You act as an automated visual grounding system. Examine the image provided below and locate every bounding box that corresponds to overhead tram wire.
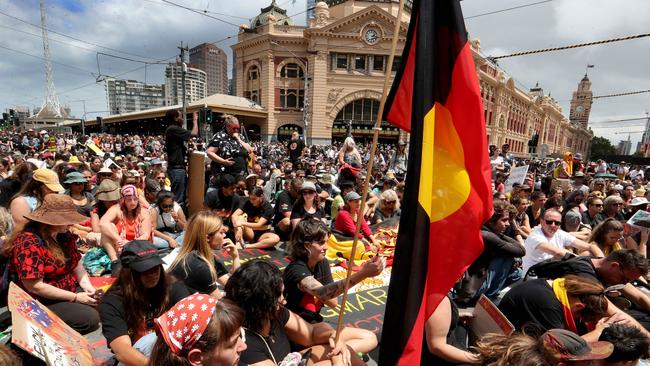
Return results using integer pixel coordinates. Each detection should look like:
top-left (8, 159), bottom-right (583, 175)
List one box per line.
top-left (0, 44), bottom-right (95, 75)
top-left (465, 0), bottom-right (554, 20)
top-left (140, 0), bottom-right (250, 20)
top-left (0, 9), bottom-right (156, 61)
top-left (160, 0), bottom-right (241, 27)
top-left (491, 32), bottom-right (650, 60)
top-left (593, 89), bottom-right (650, 99)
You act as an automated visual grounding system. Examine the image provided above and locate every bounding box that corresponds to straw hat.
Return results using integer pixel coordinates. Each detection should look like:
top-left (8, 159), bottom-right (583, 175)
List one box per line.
top-left (24, 194), bottom-right (89, 226)
top-left (33, 168), bottom-right (64, 193)
top-left (68, 156), bottom-right (82, 165)
top-left (95, 179), bottom-right (120, 201)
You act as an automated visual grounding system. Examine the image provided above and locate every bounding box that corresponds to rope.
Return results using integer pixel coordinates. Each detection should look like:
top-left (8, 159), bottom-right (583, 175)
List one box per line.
top-left (491, 33), bottom-right (650, 60)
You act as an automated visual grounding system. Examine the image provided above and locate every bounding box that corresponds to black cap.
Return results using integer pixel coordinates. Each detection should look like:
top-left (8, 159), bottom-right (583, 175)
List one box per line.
top-left (120, 240), bottom-right (164, 272)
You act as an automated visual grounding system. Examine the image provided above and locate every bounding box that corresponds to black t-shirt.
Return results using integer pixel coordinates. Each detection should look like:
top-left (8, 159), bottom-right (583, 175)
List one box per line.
top-left (287, 139), bottom-right (305, 163)
top-left (283, 259), bottom-right (333, 323)
top-left (240, 307), bottom-right (292, 365)
top-left (273, 191), bottom-right (295, 227)
top-left (165, 124), bottom-right (191, 169)
top-left (241, 200), bottom-right (274, 228)
top-left (99, 292), bottom-right (158, 344)
top-left (527, 256), bottom-right (599, 283)
top-left (290, 202), bottom-right (325, 221)
top-left (204, 190), bottom-right (242, 218)
top-left (208, 130), bottom-right (248, 176)
top-left (498, 279), bottom-right (564, 333)
top-left (169, 252), bottom-right (229, 304)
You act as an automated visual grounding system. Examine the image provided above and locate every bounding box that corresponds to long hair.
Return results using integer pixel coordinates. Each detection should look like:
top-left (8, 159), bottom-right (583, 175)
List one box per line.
top-left (563, 275), bottom-right (608, 322)
top-left (9, 178), bottom-right (46, 207)
top-left (474, 332), bottom-right (551, 366)
top-left (224, 260), bottom-right (283, 333)
top-left (148, 299), bottom-right (244, 366)
top-left (378, 189), bottom-right (400, 212)
top-left (588, 218), bottom-right (623, 248)
top-left (168, 211), bottom-right (223, 284)
top-left (103, 265), bottom-right (168, 336)
top-left (3, 221), bottom-right (67, 262)
top-left (287, 218), bottom-right (329, 262)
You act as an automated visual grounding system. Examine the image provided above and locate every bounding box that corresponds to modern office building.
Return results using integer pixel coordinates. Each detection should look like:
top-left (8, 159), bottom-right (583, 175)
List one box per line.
top-left (105, 78), bottom-right (165, 115)
top-left (164, 62), bottom-right (207, 106)
top-left (189, 43), bottom-right (229, 95)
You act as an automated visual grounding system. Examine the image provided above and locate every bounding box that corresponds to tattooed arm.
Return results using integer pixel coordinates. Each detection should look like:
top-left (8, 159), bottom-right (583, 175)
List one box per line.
top-left (297, 256), bottom-right (384, 307)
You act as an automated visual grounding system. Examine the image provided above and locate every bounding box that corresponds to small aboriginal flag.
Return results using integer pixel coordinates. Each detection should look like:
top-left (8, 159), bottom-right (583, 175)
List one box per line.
top-left (378, 0), bottom-right (493, 364)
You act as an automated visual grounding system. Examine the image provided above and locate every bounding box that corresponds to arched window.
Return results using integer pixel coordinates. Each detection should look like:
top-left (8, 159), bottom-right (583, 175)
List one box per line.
top-left (280, 63), bottom-right (304, 78)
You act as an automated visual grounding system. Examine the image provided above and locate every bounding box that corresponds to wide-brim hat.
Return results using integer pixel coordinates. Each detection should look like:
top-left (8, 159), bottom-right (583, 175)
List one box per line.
top-left (98, 167), bottom-right (113, 174)
top-left (95, 179), bottom-right (120, 201)
top-left (64, 171), bottom-right (87, 184)
top-left (33, 168), bottom-right (64, 193)
top-left (24, 194), bottom-right (89, 226)
top-left (68, 156), bottom-right (82, 165)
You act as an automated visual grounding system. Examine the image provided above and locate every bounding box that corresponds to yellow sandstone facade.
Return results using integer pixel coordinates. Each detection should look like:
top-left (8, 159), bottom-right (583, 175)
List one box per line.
top-left (233, 0), bottom-right (592, 157)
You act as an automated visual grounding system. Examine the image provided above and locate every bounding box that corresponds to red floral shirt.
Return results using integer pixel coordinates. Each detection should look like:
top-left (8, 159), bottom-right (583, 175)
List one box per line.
top-left (10, 231), bottom-right (81, 295)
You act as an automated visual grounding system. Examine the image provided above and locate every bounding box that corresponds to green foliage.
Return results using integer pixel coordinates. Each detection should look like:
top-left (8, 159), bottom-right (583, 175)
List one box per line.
top-left (590, 136), bottom-right (616, 158)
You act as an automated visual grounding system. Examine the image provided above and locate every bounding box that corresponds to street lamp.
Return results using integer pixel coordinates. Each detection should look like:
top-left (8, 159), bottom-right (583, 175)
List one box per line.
top-left (270, 41), bottom-right (310, 144)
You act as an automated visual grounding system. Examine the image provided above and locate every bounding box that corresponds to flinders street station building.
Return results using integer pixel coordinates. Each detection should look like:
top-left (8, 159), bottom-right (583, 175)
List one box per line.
top-left (232, 0), bottom-right (593, 157)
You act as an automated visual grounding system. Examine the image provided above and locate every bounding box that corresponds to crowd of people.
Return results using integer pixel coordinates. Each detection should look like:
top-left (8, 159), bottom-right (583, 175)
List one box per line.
top-left (0, 113), bottom-right (649, 365)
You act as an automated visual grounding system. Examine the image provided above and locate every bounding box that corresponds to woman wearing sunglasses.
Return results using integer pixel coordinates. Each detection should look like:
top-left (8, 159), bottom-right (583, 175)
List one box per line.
top-left (290, 181), bottom-right (326, 229)
top-left (151, 191), bottom-right (187, 250)
top-left (371, 189), bottom-right (401, 225)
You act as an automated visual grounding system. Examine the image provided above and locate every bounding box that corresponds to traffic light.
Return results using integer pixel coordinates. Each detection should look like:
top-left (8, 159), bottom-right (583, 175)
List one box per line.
top-left (203, 107), bottom-right (212, 124)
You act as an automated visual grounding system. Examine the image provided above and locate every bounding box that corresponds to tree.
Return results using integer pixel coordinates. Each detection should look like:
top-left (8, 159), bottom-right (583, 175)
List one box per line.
top-left (590, 136), bottom-right (616, 158)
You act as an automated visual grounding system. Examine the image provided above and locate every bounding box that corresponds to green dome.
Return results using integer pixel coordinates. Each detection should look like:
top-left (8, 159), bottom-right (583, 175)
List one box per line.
top-left (250, 0), bottom-right (294, 28)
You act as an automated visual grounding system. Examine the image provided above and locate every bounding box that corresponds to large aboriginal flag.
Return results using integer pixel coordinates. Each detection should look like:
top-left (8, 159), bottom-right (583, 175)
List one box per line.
top-left (378, 1), bottom-right (493, 364)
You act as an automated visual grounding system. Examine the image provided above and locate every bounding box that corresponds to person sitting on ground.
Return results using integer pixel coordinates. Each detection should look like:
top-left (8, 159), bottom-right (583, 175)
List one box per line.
top-left (5, 194), bottom-right (100, 334)
top-left (581, 196), bottom-right (603, 228)
top-left (499, 275), bottom-right (612, 341)
top-left (593, 195), bottom-right (626, 227)
top-left (522, 209), bottom-right (604, 275)
top-left (0, 161), bottom-right (36, 207)
top-left (334, 191), bottom-right (379, 251)
top-left (90, 179), bottom-right (121, 243)
top-left (510, 196), bottom-right (532, 238)
top-left (231, 187), bottom-right (280, 250)
top-left (203, 174), bottom-right (242, 234)
top-left (284, 219), bottom-right (382, 353)
top-left (588, 218), bottom-right (627, 256)
top-left (99, 241), bottom-right (169, 366)
top-left (151, 191), bottom-right (186, 250)
top-left (526, 191), bottom-right (547, 228)
top-left (143, 178), bottom-right (161, 206)
top-left (371, 189), bottom-right (401, 225)
top-left (597, 324), bottom-right (649, 366)
top-left (475, 328), bottom-right (613, 366)
top-left (331, 180), bottom-right (354, 222)
top-left (291, 181), bottom-right (326, 229)
top-left (562, 209), bottom-right (591, 242)
top-left (424, 294), bottom-right (481, 365)
top-left (167, 212), bottom-right (239, 304)
top-left (100, 184), bottom-right (153, 274)
top-left (9, 168), bottom-right (63, 232)
top-left (225, 260), bottom-right (362, 366)
top-left (148, 294), bottom-right (247, 366)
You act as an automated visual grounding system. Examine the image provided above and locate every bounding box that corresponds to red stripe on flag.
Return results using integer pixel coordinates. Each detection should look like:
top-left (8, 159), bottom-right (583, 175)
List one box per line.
top-left (385, 25), bottom-right (417, 132)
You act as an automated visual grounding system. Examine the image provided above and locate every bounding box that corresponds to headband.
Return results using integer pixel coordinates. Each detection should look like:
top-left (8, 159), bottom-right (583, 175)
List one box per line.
top-left (121, 184), bottom-right (137, 198)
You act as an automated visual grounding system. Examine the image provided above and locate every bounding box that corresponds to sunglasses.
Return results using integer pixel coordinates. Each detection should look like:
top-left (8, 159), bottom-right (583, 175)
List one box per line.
top-left (592, 204), bottom-right (603, 207)
top-left (161, 204), bottom-right (173, 209)
top-left (545, 220), bottom-right (562, 226)
top-left (302, 190), bottom-right (316, 195)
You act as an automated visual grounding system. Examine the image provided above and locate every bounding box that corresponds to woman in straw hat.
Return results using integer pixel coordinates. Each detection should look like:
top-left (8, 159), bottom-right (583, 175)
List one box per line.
top-left (4, 194), bottom-right (101, 334)
top-left (9, 167), bottom-right (63, 232)
top-left (100, 184), bottom-right (152, 274)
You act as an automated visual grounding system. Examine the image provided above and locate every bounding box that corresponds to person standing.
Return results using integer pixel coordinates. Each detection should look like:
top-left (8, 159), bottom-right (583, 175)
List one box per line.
top-left (206, 114), bottom-right (251, 181)
top-left (287, 131), bottom-right (305, 168)
top-left (164, 109), bottom-right (199, 209)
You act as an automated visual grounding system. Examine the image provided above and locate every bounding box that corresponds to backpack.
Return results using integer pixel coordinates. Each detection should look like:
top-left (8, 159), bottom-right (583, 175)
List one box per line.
top-left (525, 254), bottom-right (596, 280)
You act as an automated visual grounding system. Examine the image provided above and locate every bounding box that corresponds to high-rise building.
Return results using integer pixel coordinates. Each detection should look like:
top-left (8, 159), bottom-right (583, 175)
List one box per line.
top-left (637, 113), bottom-right (650, 156)
top-left (618, 135), bottom-right (632, 155)
top-left (105, 78), bottom-right (165, 115)
top-left (569, 74), bottom-right (594, 129)
top-left (189, 43), bottom-right (229, 95)
top-left (306, 0), bottom-right (316, 23)
top-left (164, 62), bottom-right (207, 106)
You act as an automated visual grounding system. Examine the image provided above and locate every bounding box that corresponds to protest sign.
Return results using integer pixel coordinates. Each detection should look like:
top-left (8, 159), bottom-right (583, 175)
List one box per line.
top-left (8, 282), bottom-right (94, 366)
top-left (470, 294), bottom-right (514, 338)
top-left (505, 165), bottom-right (529, 192)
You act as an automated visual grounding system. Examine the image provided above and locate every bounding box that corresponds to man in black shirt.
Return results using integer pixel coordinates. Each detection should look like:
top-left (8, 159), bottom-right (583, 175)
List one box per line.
top-left (273, 178), bottom-right (302, 240)
top-left (287, 131), bottom-right (305, 167)
top-left (204, 174), bottom-right (241, 232)
top-left (164, 109), bottom-right (198, 208)
top-left (231, 187), bottom-right (280, 249)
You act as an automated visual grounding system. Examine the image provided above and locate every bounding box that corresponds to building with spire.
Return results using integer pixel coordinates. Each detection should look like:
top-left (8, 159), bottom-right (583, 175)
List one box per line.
top-left (569, 73), bottom-right (594, 129)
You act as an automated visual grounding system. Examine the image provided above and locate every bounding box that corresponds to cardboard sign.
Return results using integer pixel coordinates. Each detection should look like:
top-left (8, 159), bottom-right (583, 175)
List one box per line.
top-left (504, 165), bottom-right (529, 192)
top-left (8, 282), bottom-right (94, 366)
top-left (625, 209), bottom-right (650, 236)
top-left (470, 294), bottom-right (514, 338)
top-left (85, 140), bottom-right (105, 157)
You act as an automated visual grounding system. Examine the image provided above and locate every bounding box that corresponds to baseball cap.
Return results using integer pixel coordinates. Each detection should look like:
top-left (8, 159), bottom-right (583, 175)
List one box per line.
top-left (119, 240), bottom-right (164, 273)
top-left (301, 181), bottom-right (317, 192)
top-left (541, 329), bottom-right (613, 362)
top-left (630, 197), bottom-right (649, 206)
top-left (345, 191), bottom-right (362, 202)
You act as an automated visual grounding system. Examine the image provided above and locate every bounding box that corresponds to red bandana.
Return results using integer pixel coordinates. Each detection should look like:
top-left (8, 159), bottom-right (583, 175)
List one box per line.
top-left (154, 294), bottom-right (218, 354)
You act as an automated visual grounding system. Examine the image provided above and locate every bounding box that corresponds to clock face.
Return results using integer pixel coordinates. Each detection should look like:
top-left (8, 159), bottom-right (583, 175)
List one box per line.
top-left (576, 106), bottom-right (584, 113)
top-left (364, 29), bottom-right (379, 44)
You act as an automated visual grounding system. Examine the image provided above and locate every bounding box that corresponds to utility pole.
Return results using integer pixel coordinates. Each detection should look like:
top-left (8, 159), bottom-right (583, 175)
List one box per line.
top-left (178, 42), bottom-right (189, 129)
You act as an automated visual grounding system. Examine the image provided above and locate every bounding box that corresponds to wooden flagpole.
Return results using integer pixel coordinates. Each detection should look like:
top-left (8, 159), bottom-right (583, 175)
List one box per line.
top-left (334, 0), bottom-right (406, 344)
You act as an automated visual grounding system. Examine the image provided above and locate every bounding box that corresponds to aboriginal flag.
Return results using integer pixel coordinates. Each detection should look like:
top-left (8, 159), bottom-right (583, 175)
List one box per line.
top-left (378, 1), bottom-right (493, 365)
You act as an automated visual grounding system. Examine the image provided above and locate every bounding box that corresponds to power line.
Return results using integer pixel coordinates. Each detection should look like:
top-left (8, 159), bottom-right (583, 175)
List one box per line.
top-left (140, 0), bottom-right (250, 20)
top-left (0, 24), bottom-right (98, 53)
top-left (160, 0), bottom-right (241, 27)
top-left (593, 89), bottom-right (650, 100)
top-left (465, 0), bottom-right (553, 20)
top-left (491, 32), bottom-right (650, 60)
top-left (0, 43), bottom-right (95, 75)
top-left (0, 9), bottom-right (156, 61)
